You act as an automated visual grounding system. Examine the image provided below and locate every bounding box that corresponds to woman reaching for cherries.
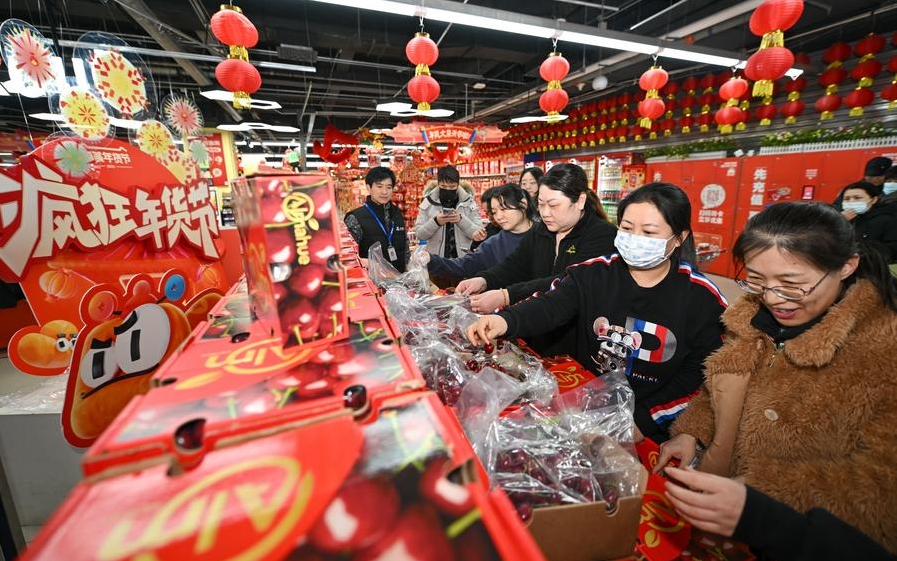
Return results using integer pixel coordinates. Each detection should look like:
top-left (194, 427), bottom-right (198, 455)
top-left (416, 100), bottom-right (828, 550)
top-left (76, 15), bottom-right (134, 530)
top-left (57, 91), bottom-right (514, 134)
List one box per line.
top-left (466, 183), bottom-right (727, 443)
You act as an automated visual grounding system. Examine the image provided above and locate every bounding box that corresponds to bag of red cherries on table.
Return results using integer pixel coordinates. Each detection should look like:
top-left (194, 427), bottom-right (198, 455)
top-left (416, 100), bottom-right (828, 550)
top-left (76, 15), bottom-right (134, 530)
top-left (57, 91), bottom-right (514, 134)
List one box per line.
top-left (381, 286), bottom-right (558, 408)
top-left (472, 372), bottom-right (643, 522)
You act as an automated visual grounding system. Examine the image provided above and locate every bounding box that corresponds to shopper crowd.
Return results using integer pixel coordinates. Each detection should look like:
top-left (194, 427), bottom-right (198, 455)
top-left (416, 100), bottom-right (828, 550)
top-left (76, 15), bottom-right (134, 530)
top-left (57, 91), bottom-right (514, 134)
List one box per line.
top-left (343, 159), bottom-right (897, 558)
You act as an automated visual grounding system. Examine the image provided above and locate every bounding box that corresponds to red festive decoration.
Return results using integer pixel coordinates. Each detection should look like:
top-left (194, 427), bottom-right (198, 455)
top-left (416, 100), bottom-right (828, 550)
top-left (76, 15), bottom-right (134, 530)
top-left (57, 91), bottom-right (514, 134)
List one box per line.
top-left (814, 93), bottom-right (842, 120)
top-left (537, 51), bottom-right (570, 121)
top-left (637, 64), bottom-right (668, 130)
top-left (678, 114), bottom-right (694, 133)
top-left (844, 87), bottom-right (874, 117)
top-left (780, 99), bottom-right (805, 123)
top-left (312, 124), bottom-right (357, 165)
top-left (209, 4), bottom-right (261, 109)
top-left (884, 55), bottom-right (897, 110)
top-left (405, 31), bottom-right (441, 112)
top-left (715, 76), bottom-right (749, 134)
top-left (539, 88), bottom-right (569, 114)
top-left (755, 102), bottom-right (778, 125)
top-left (820, 42), bottom-right (851, 99)
top-left (638, 98), bottom-right (665, 124)
top-left (746, 0), bottom-right (803, 97)
top-left (540, 52), bottom-right (571, 84)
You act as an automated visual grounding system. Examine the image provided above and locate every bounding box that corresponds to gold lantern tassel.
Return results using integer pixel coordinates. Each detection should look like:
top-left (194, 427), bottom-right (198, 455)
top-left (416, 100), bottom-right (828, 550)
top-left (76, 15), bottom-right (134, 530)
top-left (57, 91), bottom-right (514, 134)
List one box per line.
top-left (752, 79), bottom-right (773, 98)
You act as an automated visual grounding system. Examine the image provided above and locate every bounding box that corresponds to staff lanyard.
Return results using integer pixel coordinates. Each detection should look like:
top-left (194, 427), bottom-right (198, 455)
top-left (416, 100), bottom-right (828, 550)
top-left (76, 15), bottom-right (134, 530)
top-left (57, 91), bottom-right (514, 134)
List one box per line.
top-left (365, 203), bottom-right (395, 245)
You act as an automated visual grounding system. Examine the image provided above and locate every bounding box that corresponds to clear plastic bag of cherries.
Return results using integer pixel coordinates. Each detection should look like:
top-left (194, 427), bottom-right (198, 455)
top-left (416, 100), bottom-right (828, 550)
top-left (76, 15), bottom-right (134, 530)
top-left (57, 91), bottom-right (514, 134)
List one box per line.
top-left (484, 374), bottom-right (642, 521)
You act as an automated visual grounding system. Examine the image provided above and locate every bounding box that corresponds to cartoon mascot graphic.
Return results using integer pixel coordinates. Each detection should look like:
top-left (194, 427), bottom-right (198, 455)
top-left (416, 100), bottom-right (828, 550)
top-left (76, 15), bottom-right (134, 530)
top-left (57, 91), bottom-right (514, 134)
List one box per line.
top-left (592, 316), bottom-right (642, 375)
top-left (62, 271), bottom-right (221, 447)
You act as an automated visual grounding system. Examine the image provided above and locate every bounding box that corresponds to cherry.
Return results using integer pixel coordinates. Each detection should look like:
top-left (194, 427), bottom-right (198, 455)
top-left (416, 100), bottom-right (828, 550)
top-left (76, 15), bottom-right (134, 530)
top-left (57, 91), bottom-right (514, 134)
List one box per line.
top-left (343, 385), bottom-right (367, 410)
top-left (266, 226), bottom-right (296, 264)
top-left (308, 235), bottom-right (338, 265)
top-left (307, 476), bottom-right (400, 554)
top-left (354, 504), bottom-right (453, 561)
top-left (418, 456), bottom-right (475, 517)
top-left (287, 264), bottom-right (326, 299)
top-left (515, 501), bottom-right (534, 522)
top-left (279, 298), bottom-right (321, 342)
top-left (328, 351), bottom-right (376, 379)
top-left (483, 342), bottom-right (494, 354)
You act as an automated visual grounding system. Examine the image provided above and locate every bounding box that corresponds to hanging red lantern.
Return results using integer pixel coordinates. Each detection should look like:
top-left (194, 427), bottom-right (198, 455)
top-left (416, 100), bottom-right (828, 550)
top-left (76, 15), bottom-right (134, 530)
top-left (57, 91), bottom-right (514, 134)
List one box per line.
top-left (540, 52), bottom-right (570, 85)
top-left (679, 94), bottom-right (696, 116)
top-left (209, 4), bottom-right (261, 109)
top-left (844, 87), bottom-right (874, 117)
top-left (637, 64), bottom-right (668, 128)
top-left (660, 117), bottom-right (676, 137)
top-left (539, 88), bottom-right (569, 115)
top-left (215, 58), bottom-right (261, 107)
top-left (638, 98), bottom-right (665, 124)
top-left (814, 93), bottom-right (842, 120)
top-left (819, 66), bottom-right (848, 93)
top-left (719, 76), bottom-right (749, 101)
top-left (697, 112), bottom-right (713, 132)
top-left (882, 83), bottom-right (897, 110)
top-left (639, 66), bottom-right (669, 91)
top-left (407, 75), bottom-right (440, 111)
top-left (823, 42), bottom-right (852, 65)
top-left (855, 33), bottom-right (885, 59)
top-left (678, 115), bottom-right (694, 133)
top-left (745, 46), bottom-right (795, 97)
top-left (820, 42), bottom-right (851, 99)
top-left (210, 8), bottom-right (258, 48)
top-left (715, 76), bottom-right (749, 134)
top-left (405, 33), bottom-right (439, 68)
top-left (755, 102), bottom-right (778, 125)
top-left (698, 92), bottom-right (716, 115)
top-left (850, 59), bottom-right (883, 87)
top-left (714, 106), bottom-right (743, 134)
top-left (780, 99), bottom-right (805, 123)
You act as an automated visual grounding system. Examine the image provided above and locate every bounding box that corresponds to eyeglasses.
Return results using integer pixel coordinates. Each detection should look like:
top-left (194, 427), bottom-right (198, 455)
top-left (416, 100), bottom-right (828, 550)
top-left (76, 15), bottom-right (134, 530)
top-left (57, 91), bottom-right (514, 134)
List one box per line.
top-left (734, 270), bottom-right (829, 301)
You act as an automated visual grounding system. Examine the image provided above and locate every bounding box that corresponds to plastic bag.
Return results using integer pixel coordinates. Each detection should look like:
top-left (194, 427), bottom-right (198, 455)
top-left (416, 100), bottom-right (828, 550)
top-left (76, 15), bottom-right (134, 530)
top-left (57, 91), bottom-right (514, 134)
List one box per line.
top-left (367, 241), bottom-right (433, 294)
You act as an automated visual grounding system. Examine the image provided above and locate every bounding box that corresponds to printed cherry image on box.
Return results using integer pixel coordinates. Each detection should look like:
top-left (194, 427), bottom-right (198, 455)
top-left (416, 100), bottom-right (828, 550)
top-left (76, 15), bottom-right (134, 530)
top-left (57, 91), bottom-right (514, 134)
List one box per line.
top-left (231, 173), bottom-right (348, 348)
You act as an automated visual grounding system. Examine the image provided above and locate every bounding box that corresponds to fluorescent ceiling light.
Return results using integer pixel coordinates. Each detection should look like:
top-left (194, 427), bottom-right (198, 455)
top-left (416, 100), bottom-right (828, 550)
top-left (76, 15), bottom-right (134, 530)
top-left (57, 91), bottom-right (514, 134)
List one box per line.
top-left (257, 61), bottom-right (317, 73)
top-left (510, 114), bottom-right (568, 124)
top-left (306, 0), bottom-right (416, 17)
top-left (557, 31), bottom-right (658, 55)
top-left (29, 113), bottom-right (64, 121)
top-left (472, 82), bottom-right (487, 90)
top-left (425, 8), bottom-right (554, 38)
top-left (200, 90), bottom-right (282, 110)
top-left (375, 101), bottom-right (453, 118)
top-left (657, 47), bottom-right (738, 67)
top-left (218, 122), bottom-right (301, 133)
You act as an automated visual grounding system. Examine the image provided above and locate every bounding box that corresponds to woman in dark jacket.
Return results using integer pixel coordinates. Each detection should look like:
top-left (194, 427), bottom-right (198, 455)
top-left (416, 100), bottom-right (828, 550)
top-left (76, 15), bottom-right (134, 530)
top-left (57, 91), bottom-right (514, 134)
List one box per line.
top-left (457, 163), bottom-right (617, 356)
top-left (836, 180), bottom-right (897, 263)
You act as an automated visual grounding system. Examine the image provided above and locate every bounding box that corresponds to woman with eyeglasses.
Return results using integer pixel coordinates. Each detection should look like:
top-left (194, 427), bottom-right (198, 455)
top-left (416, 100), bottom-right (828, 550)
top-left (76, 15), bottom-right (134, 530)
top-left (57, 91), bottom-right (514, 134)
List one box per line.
top-left (344, 166), bottom-right (408, 271)
top-left (655, 201), bottom-right (897, 554)
top-left (465, 182), bottom-right (728, 442)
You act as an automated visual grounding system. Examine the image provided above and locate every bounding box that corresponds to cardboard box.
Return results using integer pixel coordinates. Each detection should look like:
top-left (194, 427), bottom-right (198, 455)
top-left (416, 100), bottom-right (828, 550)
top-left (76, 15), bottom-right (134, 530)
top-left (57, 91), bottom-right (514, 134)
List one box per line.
top-left (231, 173), bottom-right (348, 349)
top-left (527, 465), bottom-right (648, 561)
top-left (23, 393), bottom-right (548, 561)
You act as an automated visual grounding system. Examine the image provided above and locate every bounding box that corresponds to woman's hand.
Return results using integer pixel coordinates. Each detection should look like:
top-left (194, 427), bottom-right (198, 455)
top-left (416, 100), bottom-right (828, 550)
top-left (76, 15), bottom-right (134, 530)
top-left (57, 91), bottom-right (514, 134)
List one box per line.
top-left (664, 466), bottom-right (747, 537)
top-left (456, 277), bottom-right (487, 295)
top-left (469, 289), bottom-right (505, 313)
top-left (653, 433), bottom-right (698, 474)
top-left (466, 315), bottom-right (508, 346)
top-left (840, 208), bottom-right (857, 221)
top-left (472, 228), bottom-right (488, 242)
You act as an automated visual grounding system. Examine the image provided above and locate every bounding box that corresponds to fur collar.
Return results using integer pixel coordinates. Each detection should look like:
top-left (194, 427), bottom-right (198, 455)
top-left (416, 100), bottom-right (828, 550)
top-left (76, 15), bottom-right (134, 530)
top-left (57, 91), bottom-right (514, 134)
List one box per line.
top-left (722, 279), bottom-right (882, 367)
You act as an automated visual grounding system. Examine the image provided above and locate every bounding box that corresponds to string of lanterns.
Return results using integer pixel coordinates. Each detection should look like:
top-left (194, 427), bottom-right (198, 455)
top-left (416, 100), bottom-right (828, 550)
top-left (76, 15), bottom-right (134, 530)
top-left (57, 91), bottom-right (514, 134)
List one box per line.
top-left (209, 4), bottom-right (261, 109)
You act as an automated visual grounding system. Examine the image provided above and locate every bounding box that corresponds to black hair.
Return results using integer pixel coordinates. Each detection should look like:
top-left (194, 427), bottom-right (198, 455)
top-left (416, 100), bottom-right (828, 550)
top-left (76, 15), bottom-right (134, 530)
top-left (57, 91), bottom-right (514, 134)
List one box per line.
top-left (733, 202), bottom-right (897, 312)
top-left (365, 166), bottom-right (396, 187)
top-left (617, 183), bottom-right (697, 264)
top-left (539, 163), bottom-right (608, 220)
top-left (489, 183), bottom-right (537, 222)
top-left (519, 167), bottom-right (544, 184)
top-left (839, 180), bottom-right (881, 202)
top-left (481, 186), bottom-right (497, 217)
top-left (437, 165), bottom-right (460, 184)
top-left (885, 166), bottom-right (897, 181)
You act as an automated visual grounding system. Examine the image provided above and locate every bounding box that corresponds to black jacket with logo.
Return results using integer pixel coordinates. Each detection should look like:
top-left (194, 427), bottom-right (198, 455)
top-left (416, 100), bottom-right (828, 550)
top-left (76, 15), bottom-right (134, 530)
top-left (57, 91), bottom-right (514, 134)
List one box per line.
top-left (478, 209), bottom-right (617, 356)
top-left (344, 197), bottom-right (408, 272)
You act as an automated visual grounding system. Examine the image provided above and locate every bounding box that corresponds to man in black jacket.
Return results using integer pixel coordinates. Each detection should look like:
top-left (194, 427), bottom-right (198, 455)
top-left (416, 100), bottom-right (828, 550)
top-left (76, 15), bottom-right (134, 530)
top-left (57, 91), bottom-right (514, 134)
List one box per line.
top-left (344, 167), bottom-right (408, 271)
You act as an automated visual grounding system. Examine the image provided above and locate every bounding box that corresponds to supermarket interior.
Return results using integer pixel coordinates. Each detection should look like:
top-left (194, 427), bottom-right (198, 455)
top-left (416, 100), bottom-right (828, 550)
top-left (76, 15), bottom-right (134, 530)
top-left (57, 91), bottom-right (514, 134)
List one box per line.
top-left (1, 1), bottom-right (897, 560)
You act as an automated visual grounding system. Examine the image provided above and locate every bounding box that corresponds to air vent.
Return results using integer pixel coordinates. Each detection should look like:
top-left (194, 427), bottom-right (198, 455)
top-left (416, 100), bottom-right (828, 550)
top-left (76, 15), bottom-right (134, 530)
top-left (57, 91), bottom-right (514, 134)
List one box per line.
top-left (277, 44), bottom-right (317, 64)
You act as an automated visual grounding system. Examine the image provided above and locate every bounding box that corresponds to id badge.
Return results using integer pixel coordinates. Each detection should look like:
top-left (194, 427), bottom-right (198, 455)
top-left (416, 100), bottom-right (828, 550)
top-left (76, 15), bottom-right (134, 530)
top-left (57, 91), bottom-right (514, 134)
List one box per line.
top-left (387, 245), bottom-right (398, 261)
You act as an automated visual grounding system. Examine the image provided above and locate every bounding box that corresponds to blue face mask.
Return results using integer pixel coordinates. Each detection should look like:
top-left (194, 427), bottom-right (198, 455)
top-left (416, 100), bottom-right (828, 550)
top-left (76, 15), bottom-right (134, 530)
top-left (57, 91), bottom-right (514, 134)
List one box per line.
top-left (883, 182), bottom-right (897, 196)
top-left (842, 201), bottom-right (870, 215)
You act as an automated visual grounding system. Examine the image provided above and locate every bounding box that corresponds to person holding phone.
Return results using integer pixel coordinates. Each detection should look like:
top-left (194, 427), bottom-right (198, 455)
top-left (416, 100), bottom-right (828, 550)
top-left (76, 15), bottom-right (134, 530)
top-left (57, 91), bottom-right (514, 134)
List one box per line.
top-left (414, 165), bottom-right (484, 260)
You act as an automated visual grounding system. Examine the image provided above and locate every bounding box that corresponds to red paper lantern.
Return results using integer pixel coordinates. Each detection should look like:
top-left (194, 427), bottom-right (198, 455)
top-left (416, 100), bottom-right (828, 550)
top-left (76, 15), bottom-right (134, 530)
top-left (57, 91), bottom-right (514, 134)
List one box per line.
top-left (210, 7), bottom-right (259, 48)
top-left (882, 83), bottom-right (897, 109)
top-left (661, 118), bottom-right (676, 136)
top-left (819, 67), bottom-right (848, 92)
top-left (755, 102), bottom-right (778, 125)
top-left (405, 33), bottom-right (439, 67)
top-left (697, 113), bottom-right (713, 132)
top-left (844, 87), bottom-right (874, 117)
top-left (678, 115), bottom-right (694, 133)
top-left (745, 46), bottom-right (795, 97)
top-left (638, 98), bottom-right (665, 121)
top-left (682, 76), bottom-right (699, 94)
top-left (661, 81), bottom-right (679, 98)
top-left (539, 88), bottom-right (569, 114)
top-left (851, 59), bottom-right (883, 87)
top-left (679, 94), bottom-right (696, 115)
top-left (749, 0), bottom-right (804, 39)
top-left (540, 53), bottom-right (570, 84)
top-left (780, 99), bottom-right (805, 123)
top-left (699, 73), bottom-right (715, 92)
top-left (407, 74), bottom-right (440, 110)
top-left (215, 58), bottom-right (262, 106)
top-left (823, 42), bottom-right (852, 65)
top-left (814, 93), bottom-right (841, 120)
top-left (784, 76), bottom-right (807, 95)
top-left (719, 77), bottom-right (749, 101)
top-left (639, 67), bottom-right (669, 91)
top-left (714, 106), bottom-right (743, 133)
top-left (855, 34), bottom-right (885, 58)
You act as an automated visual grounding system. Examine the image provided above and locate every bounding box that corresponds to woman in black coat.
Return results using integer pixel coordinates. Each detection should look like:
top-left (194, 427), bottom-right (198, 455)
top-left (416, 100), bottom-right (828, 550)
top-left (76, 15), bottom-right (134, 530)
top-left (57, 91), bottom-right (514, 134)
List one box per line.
top-left (836, 181), bottom-right (897, 263)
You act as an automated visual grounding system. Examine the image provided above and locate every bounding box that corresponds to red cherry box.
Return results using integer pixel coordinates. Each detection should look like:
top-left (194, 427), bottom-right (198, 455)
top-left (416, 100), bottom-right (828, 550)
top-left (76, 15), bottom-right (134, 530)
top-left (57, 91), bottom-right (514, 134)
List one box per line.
top-left (83, 313), bottom-right (425, 477)
top-left (23, 393), bottom-right (548, 561)
top-left (231, 173), bottom-right (348, 349)
top-left (540, 354), bottom-right (598, 396)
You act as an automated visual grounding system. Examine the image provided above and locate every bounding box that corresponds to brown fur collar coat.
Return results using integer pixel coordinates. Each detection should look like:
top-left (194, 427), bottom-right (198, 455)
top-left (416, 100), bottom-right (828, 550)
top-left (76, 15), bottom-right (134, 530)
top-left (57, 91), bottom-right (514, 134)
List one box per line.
top-left (672, 279), bottom-right (897, 553)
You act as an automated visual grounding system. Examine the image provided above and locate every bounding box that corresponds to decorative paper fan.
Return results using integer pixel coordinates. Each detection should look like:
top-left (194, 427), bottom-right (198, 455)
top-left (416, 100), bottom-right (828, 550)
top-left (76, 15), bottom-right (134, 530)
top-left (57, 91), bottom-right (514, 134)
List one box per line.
top-left (0, 19), bottom-right (58, 96)
top-left (188, 139), bottom-right (210, 167)
top-left (53, 140), bottom-right (94, 178)
top-left (161, 146), bottom-right (199, 184)
top-left (163, 95), bottom-right (204, 138)
top-left (135, 119), bottom-right (175, 159)
top-left (58, 88), bottom-right (111, 141)
top-left (89, 49), bottom-right (148, 118)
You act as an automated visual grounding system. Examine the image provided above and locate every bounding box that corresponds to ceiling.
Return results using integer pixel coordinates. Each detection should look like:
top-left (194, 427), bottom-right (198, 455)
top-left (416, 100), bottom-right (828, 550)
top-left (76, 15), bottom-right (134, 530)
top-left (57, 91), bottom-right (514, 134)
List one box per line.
top-left (2, 0), bottom-right (897, 149)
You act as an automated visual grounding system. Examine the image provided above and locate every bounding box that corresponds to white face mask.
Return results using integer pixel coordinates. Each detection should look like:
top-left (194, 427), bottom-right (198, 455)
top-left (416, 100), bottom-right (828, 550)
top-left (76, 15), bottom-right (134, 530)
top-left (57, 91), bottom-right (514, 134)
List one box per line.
top-left (883, 182), bottom-right (897, 195)
top-left (614, 230), bottom-right (675, 269)
top-left (842, 201), bottom-right (870, 215)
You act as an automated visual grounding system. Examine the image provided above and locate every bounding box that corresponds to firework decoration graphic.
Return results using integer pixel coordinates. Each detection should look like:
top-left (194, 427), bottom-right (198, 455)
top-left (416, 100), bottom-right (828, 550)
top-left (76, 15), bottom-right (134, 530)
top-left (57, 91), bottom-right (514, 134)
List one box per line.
top-left (189, 139), bottom-right (210, 168)
top-left (53, 140), bottom-right (94, 178)
top-left (0, 19), bottom-right (58, 96)
top-left (135, 120), bottom-right (175, 159)
top-left (89, 49), bottom-right (148, 118)
top-left (163, 95), bottom-right (204, 139)
top-left (58, 88), bottom-right (111, 141)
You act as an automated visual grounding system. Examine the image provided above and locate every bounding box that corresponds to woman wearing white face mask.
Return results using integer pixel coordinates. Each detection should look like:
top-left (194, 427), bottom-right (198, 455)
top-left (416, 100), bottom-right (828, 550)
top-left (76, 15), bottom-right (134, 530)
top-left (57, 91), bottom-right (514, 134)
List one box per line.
top-left (836, 181), bottom-right (897, 264)
top-left (466, 183), bottom-right (728, 442)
